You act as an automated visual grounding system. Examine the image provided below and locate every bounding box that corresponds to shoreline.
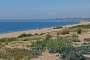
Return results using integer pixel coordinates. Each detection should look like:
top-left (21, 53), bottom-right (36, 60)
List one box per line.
top-left (0, 22), bottom-right (89, 39)
top-left (0, 27), bottom-right (53, 38)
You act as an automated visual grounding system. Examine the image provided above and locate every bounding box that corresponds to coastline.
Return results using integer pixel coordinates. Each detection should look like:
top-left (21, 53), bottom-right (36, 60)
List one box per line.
top-left (0, 22), bottom-right (89, 39)
top-left (0, 27), bottom-right (53, 38)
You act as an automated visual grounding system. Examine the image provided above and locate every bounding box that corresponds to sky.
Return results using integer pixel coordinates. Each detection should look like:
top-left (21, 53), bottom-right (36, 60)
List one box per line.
top-left (0, 0), bottom-right (90, 19)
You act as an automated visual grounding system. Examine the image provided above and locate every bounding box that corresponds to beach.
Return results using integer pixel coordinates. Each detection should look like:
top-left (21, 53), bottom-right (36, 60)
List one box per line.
top-left (0, 23), bottom-right (81, 39)
top-left (0, 27), bottom-right (53, 38)
top-left (0, 21), bottom-right (90, 60)
top-left (0, 21), bottom-right (90, 39)
top-left (0, 0), bottom-right (90, 60)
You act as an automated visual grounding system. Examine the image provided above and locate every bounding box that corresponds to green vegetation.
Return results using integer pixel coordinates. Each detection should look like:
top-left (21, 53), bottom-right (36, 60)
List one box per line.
top-left (72, 24), bottom-right (90, 29)
top-left (0, 47), bottom-right (31, 60)
top-left (53, 26), bottom-right (63, 29)
top-left (1, 24), bottom-right (89, 60)
top-left (0, 38), bottom-right (18, 45)
top-left (31, 34), bottom-right (73, 53)
top-left (18, 33), bottom-right (33, 38)
top-left (47, 37), bottom-right (73, 53)
top-left (61, 51), bottom-right (86, 60)
top-left (0, 30), bottom-right (83, 60)
top-left (76, 28), bottom-right (82, 34)
top-left (39, 33), bottom-right (45, 35)
top-left (71, 33), bottom-right (80, 42)
top-left (34, 33), bottom-right (39, 35)
top-left (59, 28), bottom-right (70, 35)
top-left (0, 38), bottom-right (17, 42)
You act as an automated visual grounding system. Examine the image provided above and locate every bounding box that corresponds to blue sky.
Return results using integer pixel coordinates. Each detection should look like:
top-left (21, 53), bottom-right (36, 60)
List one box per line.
top-left (0, 0), bottom-right (90, 19)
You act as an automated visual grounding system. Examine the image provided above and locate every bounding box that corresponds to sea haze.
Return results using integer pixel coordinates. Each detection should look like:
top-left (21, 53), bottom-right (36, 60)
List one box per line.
top-left (0, 19), bottom-right (80, 33)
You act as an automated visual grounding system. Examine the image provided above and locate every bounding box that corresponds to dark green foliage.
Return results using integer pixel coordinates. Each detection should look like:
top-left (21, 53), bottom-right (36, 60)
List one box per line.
top-left (80, 44), bottom-right (90, 54)
top-left (76, 28), bottom-right (82, 34)
top-left (31, 36), bottom-right (73, 53)
top-left (48, 48), bottom-right (57, 53)
top-left (0, 38), bottom-right (17, 42)
top-left (59, 28), bottom-right (70, 35)
top-left (34, 33), bottom-right (39, 35)
top-left (0, 38), bottom-right (17, 45)
top-left (31, 40), bottom-right (46, 58)
top-left (18, 33), bottom-right (33, 38)
top-left (72, 24), bottom-right (90, 29)
top-left (31, 40), bottom-right (46, 52)
top-left (62, 51), bottom-right (86, 60)
top-left (55, 37), bottom-right (73, 53)
top-left (45, 34), bottom-right (52, 40)
top-left (39, 33), bottom-right (45, 35)
top-left (53, 26), bottom-right (63, 29)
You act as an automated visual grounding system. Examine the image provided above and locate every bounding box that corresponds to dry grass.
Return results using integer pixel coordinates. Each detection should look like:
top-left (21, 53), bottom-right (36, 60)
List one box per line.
top-left (57, 27), bottom-right (70, 35)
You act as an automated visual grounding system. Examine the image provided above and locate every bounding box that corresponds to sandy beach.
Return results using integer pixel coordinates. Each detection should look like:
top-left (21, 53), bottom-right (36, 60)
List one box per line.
top-left (0, 27), bottom-right (53, 38)
top-left (0, 22), bottom-right (89, 39)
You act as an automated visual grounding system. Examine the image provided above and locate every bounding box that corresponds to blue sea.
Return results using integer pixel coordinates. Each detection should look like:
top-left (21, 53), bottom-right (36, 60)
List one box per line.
top-left (0, 19), bottom-right (80, 33)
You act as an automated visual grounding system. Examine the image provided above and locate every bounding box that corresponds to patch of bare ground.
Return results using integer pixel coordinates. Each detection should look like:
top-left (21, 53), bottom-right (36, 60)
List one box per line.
top-left (32, 50), bottom-right (60, 60)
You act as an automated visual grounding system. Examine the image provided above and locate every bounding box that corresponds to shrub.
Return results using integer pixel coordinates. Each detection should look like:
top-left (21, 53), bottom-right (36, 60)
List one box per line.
top-left (39, 33), bottom-right (45, 35)
top-left (45, 34), bottom-right (52, 41)
top-left (0, 47), bottom-right (32, 60)
top-left (53, 26), bottom-right (63, 29)
top-left (0, 38), bottom-right (17, 42)
top-left (84, 38), bottom-right (90, 42)
top-left (0, 38), bottom-right (17, 45)
top-left (34, 33), bottom-right (39, 35)
top-left (31, 40), bottom-right (46, 51)
top-left (18, 33), bottom-right (33, 38)
top-left (31, 36), bottom-right (73, 54)
top-left (56, 37), bottom-right (73, 53)
top-left (59, 28), bottom-right (70, 35)
top-left (76, 28), bottom-right (82, 34)
top-left (62, 51), bottom-right (86, 60)
top-left (71, 34), bottom-right (80, 42)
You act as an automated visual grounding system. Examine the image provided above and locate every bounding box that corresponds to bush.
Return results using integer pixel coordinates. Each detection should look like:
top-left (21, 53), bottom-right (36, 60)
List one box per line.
top-left (84, 38), bottom-right (90, 42)
top-left (53, 26), bottom-right (63, 29)
top-left (0, 38), bottom-right (17, 45)
top-left (18, 33), bottom-right (33, 38)
top-left (71, 34), bottom-right (80, 42)
top-left (76, 28), bottom-right (82, 34)
top-left (56, 37), bottom-right (73, 53)
top-left (45, 34), bottom-right (52, 40)
top-left (31, 36), bottom-right (73, 54)
top-left (62, 51), bottom-right (86, 60)
top-left (0, 47), bottom-right (32, 60)
top-left (34, 33), bottom-right (39, 35)
top-left (59, 28), bottom-right (70, 35)
top-left (39, 33), bottom-right (45, 35)
top-left (0, 38), bottom-right (17, 42)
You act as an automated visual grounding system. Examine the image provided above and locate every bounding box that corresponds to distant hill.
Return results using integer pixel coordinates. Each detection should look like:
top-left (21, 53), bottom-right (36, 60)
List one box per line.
top-left (80, 18), bottom-right (90, 24)
top-left (56, 18), bottom-right (90, 20)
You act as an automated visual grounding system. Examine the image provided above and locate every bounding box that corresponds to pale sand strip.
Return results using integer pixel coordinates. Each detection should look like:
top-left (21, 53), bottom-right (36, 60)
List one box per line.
top-left (0, 28), bottom-right (53, 38)
top-left (0, 22), bottom-right (90, 39)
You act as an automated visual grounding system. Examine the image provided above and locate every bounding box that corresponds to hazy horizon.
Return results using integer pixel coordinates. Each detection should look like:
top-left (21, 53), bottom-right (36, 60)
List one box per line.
top-left (0, 0), bottom-right (90, 19)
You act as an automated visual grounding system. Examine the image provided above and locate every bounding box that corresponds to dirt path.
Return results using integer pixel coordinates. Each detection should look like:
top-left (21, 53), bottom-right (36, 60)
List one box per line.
top-left (32, 50), bottom-right (60, 60)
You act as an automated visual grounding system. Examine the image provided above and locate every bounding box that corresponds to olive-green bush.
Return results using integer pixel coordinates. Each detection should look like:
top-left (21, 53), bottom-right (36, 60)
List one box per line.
top-left (18, 33), bottom-right (33, 38)
top-left (0, 47), bottom-right (31, 60)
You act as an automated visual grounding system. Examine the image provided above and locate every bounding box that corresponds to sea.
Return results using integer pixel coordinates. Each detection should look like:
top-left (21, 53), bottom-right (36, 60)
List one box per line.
top-left (0, 19), bottom-right (80, 33)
